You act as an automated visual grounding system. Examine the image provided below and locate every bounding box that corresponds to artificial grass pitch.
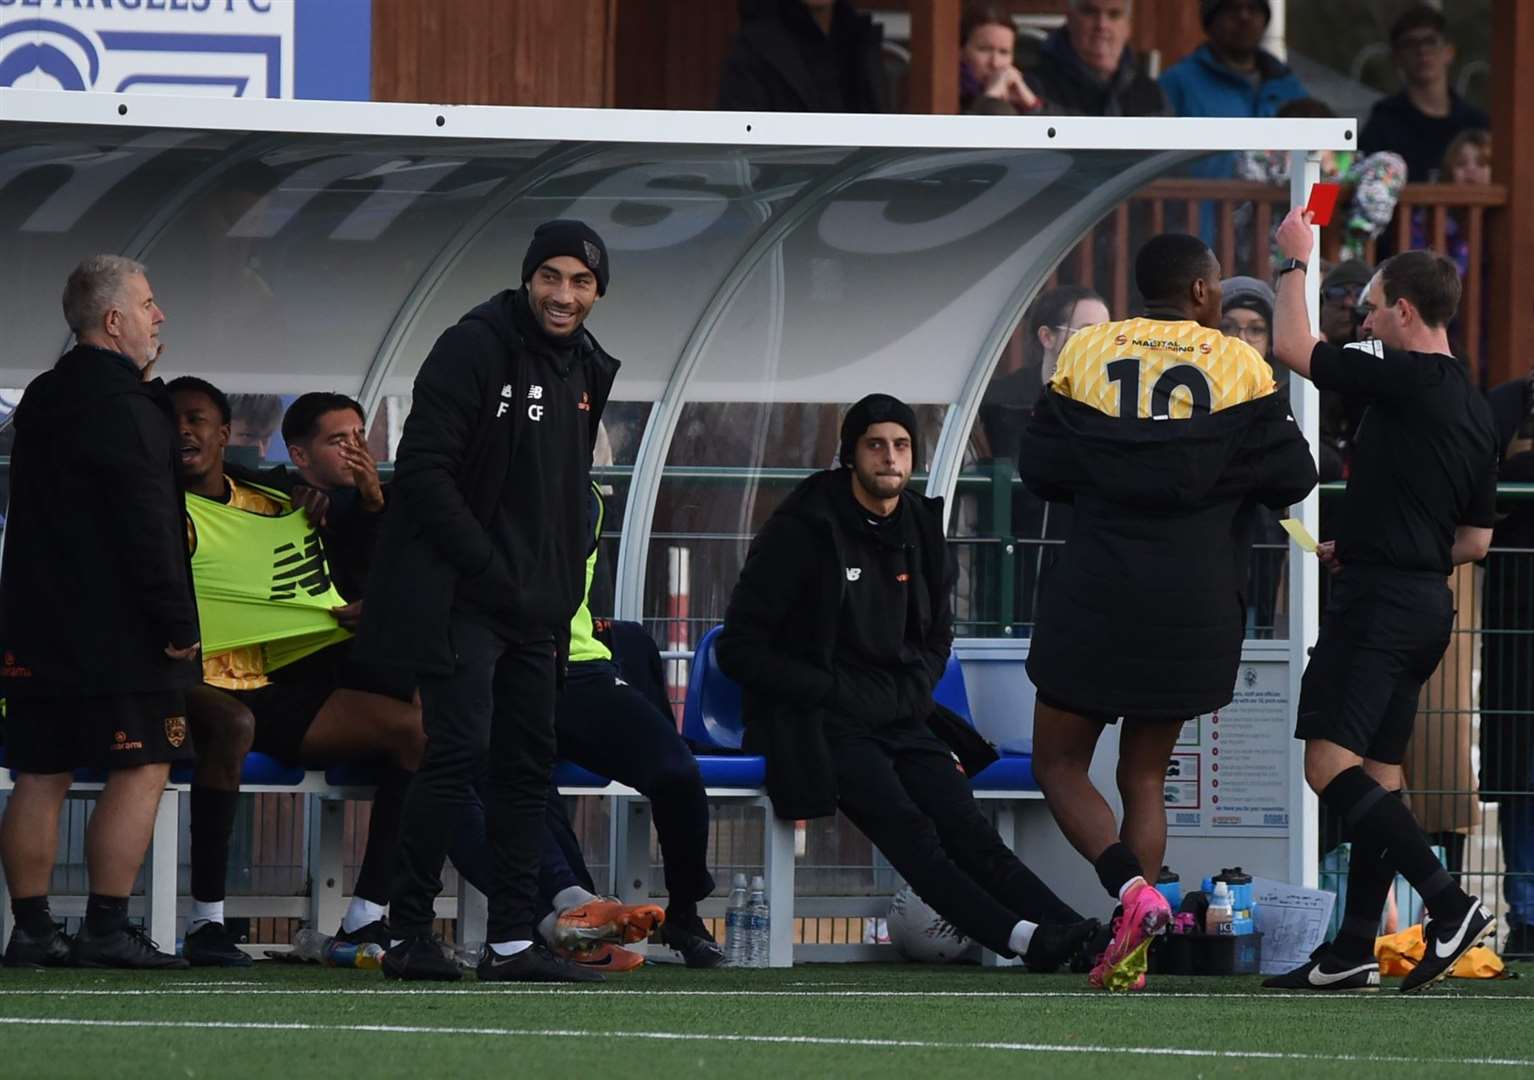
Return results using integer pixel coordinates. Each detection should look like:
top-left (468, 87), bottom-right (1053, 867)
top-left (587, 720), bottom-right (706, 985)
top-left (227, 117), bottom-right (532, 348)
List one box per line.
top-left (0, 960), bottom-right (1528, 1078)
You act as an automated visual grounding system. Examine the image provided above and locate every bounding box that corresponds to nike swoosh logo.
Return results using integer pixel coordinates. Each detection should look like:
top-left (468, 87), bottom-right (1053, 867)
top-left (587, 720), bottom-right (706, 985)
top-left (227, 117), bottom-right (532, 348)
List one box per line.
top-left (1434, 908), bottom-right (1482, 959)
top-left (1307, 961), bottom-right (1375, 986)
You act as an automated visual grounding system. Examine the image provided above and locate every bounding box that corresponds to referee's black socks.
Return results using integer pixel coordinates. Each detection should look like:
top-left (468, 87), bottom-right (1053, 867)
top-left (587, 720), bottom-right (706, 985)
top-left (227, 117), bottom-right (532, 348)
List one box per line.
top-left (1330, 790), bottom-right (1408, 963)
top-left (1320, 766), bottom-right (1470, 925)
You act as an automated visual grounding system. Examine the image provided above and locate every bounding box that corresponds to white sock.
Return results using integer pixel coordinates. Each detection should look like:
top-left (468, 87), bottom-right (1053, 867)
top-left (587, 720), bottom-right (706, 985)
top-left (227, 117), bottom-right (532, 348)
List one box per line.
top-left (537, 910), bottom-right (560, 947)
top-left (341, 897), bottom-right (387, 934)
top-left (489, 939), bottom-right (533, 957)
top-left (1008, 920), bottom-right (1038, 957)
top-left (552, 886), bottom-right (597, 913)
top-left (1119, 876), bottom-right (1148, 904)
top-left (189, 899), bottom-right (224, 931)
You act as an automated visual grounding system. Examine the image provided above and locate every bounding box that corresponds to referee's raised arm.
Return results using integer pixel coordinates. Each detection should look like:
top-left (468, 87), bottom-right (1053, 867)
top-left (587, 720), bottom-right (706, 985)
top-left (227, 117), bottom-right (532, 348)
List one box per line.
top-left (1272, 206), bottom-right (1322, 379)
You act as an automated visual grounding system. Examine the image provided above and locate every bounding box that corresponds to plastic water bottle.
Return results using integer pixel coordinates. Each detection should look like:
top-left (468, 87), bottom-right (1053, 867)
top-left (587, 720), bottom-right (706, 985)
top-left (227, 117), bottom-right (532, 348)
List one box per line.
top-left (1206, 881), bottom-right (1234, 936)
top-left (724, 873), bottom-right (750, 965)
top-left (291, 928), bottom-right (331, 962)
top-left (745, 874), bottom-right (770, 968)
top-left (324, 938), bottom-right (385, 970)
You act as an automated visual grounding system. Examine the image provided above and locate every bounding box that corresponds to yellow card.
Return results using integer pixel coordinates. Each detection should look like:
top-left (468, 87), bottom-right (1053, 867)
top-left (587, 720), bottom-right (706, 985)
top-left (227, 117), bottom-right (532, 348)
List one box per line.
top-left (1279, 518), bottom-right (1318, 553)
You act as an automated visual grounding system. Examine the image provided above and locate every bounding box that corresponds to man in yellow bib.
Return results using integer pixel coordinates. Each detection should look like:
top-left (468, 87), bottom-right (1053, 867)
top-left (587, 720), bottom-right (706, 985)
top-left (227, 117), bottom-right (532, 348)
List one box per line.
top-left (1020, 233), bottom-right (1317, 991)
top-left (167, 377), bottom-right (426, 967)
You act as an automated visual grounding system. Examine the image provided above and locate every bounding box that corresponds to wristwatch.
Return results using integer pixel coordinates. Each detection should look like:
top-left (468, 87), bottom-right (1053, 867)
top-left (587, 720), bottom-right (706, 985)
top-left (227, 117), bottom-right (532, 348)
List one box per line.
top-left (1275, 258), bottom-right (1307, 277)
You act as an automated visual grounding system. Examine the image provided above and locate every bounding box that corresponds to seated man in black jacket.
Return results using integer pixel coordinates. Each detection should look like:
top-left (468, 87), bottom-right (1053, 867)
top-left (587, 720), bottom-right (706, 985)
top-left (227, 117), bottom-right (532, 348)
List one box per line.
top-left (1021, 234), bottom-right (1317, 992)
top-left (718, 0), bottom-right (886, 113)
top-left (718, 394), bottom-right (1095, 972)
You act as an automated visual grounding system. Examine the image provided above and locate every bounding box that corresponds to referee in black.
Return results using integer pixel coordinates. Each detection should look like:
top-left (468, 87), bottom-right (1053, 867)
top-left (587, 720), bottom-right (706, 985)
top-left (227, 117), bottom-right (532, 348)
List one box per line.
top-left (1267, 206), bottom-right (1499, 993)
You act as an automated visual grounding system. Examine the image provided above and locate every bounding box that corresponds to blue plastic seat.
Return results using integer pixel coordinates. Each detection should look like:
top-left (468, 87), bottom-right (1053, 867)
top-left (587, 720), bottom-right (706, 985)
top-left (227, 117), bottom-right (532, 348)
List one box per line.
top-left (934, 656), bottom-right (1038, 792)
top-left (682, 625), bottom-right (746, 752)
top-left (970, 753), bottom-right (1037, 791)
top-left (694, 754), bottom-right (766, 787)
top-left (166, 752), bottom-right (304, 786)
top-left (552, 761), bottom-right (612, 788)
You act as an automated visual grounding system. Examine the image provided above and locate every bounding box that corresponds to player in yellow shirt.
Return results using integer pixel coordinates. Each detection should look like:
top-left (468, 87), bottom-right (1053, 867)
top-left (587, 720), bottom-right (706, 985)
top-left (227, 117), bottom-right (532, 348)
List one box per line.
top-left (168, 377), bottom-right (426, 967)
top-left (1019, 234), bottom-right (1317, 991)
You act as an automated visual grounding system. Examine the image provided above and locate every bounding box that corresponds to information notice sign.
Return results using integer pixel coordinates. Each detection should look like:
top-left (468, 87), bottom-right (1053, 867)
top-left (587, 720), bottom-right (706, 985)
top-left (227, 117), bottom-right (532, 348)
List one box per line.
top-left (1165, 661), bottom-right (1291, 837)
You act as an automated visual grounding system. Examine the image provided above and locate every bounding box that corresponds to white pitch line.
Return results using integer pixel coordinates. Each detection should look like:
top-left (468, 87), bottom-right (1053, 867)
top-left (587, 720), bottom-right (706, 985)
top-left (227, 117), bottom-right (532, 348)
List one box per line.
top-left (0, 1015), bottom-right (1528, 1069)
top-left (0, 988), bottom-right (1529, 1002)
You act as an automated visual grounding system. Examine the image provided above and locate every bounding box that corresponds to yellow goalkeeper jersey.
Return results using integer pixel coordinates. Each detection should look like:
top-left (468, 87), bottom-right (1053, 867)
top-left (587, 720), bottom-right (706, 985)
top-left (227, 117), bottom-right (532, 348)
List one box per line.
top-left (1049, 317), bottom-right (1276, 420)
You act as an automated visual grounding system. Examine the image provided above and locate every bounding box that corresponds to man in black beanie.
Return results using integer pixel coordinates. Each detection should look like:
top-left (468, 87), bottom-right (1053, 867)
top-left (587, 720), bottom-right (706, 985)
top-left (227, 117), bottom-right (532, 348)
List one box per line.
top-left (357, 219), bottom-right (620, 981)
top-left (716, 394), bottom-right (1097, 971)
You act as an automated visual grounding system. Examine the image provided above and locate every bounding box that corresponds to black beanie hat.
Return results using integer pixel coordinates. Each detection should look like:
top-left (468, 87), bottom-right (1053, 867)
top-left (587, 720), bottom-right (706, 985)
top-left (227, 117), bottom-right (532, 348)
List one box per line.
top-left (1201, 0), bottom-right (1271, 28)
top-left (521, 219), bottom-right (610, 296)
top-left (839, 393), bottom-right (919, 467)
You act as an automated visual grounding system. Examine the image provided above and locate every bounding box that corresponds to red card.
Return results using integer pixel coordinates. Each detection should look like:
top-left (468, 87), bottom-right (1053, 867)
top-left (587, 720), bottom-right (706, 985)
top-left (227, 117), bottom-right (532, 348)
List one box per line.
top-left (1305, 182), bottom-right (1342, 228)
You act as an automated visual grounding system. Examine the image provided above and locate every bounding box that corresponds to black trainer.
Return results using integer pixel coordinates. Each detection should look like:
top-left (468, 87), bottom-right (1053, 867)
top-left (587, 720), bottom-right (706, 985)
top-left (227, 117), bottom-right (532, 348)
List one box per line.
top-left (659, 915), bottom-right (725, 969)
top-left (477, 941), bottom-right (605, 983)
top-left (1071, 914), bottom-right (1115, 974)
top-left (183, 921), bottom-right (252, 967)
top-left (1400, 898), bottom-right (1496, 994)
top-left (3, 922), bottom-right (74, 968)
top-left (1262, 944), bottom-right (1379, 992)
top-left (1024, 919), bottom-right (1102, 974)
top-left (335, 919), bottom-right (392, 949)
top-left (381, 936), bottom-right (462, 982)
top-left (72, 923), bottom-right (188, 970)
top-left (1504, 923), bottom-right (1534, 960)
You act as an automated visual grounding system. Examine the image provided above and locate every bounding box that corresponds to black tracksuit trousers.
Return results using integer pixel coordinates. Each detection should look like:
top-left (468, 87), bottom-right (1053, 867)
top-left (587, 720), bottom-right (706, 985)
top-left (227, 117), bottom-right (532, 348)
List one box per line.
top-left (390, 612), bottom-right (556, 943)
top-left (828, 714), bottom-right (1080, 956)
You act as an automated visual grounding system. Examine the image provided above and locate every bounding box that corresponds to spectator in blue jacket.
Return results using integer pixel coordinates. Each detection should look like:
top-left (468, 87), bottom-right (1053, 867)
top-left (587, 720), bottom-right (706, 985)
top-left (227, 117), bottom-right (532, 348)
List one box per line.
top-left (1160, 0), bottom-right (1307, 181)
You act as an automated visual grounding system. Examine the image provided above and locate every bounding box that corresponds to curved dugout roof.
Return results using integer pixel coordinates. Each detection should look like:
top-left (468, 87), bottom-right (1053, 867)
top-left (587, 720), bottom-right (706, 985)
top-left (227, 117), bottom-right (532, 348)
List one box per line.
top-left (0, 89), bottom-right (1351, 619)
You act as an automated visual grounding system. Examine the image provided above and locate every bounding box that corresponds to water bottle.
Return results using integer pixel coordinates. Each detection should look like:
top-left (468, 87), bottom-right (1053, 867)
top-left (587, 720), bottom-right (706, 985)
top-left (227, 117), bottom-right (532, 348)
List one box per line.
top-left (1205, 881), bottom-right (1234, 936)
top-left (1154, 866), bottom-right (1182, 910)
top-left (291, 928), bottom-right (331, 963)
top-left (723, 873), bottom-right (749, 966)
top-left (324, 938), bottom-right (385, 970)
top-left (451, 941), bottom-right (484, 970)
top-left (746, 874), bottom-right (770, 969)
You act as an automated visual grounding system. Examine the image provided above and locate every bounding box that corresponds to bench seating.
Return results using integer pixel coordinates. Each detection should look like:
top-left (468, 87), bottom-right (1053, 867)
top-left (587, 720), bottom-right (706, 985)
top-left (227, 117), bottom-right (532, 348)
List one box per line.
top-left (0, 631), bottom-right (1037, 967)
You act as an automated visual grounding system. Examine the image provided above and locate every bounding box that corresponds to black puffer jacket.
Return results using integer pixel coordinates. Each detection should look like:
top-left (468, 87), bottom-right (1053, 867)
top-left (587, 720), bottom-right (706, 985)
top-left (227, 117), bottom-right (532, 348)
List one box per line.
top-left (354, 289), bottom-right (619, 677)
top-left (1019, 389), bottom-right (1317, 719)
top-left (718, 0), bottom-right (886, 113)
top-left (0, 346), bottom-right (200, 696)
top-left (716, 469), bottom-right (994, 819)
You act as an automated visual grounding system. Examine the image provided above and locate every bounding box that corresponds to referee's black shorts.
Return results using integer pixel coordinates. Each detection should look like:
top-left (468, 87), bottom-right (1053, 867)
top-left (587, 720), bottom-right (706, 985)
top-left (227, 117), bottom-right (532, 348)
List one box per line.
top-left (1295, 566), bottom-right (1453, 764)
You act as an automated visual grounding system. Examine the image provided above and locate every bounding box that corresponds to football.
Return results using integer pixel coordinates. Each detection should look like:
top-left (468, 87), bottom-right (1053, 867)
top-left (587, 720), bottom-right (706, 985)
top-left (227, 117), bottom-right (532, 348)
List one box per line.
top-left (886, 886), bottom-right (979, 963)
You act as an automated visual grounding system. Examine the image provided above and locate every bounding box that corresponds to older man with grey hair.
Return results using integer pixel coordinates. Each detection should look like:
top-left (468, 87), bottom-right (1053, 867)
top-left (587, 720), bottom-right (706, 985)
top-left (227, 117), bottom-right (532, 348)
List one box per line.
top-left (0, 254), bottom-right (198, 969)
top-left (1024, 0), bottom-right (1169, 117)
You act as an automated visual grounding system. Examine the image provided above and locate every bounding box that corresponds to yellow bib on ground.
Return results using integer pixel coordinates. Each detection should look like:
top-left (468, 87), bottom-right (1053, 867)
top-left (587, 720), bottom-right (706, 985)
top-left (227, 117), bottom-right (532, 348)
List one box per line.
top-left (1375, 924), bottom-right (1508, 979)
